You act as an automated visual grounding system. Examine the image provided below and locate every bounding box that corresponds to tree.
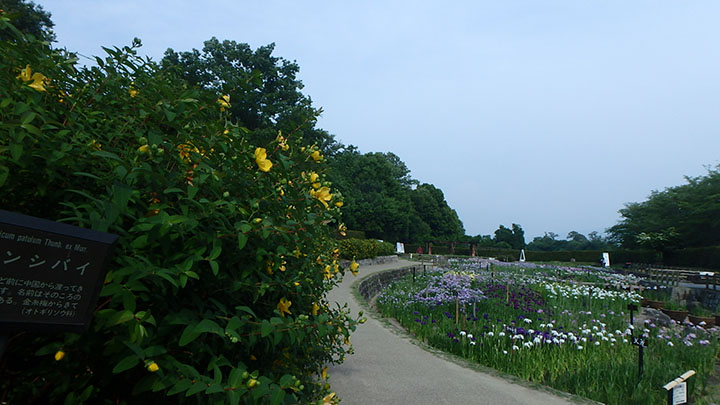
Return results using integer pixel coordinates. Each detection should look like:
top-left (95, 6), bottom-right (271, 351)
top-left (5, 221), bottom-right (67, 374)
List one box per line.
top-left (608, 165), bottom-right (720, 249)
top-left (162, 38), bottom-right (338, 154)
top-left (410, 183), bottom-right (465, 242)
top-left (327, 150), bottom-right (414, 242)
top-left (493, 224), bottom-right (525, 249)
top-left (0, 0), bottom-right (55, 41)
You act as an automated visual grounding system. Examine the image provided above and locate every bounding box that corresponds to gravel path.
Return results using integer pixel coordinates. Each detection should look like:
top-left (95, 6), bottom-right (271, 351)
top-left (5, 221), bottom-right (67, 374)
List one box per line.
top-left (326, 259), bottom-right (586, 404)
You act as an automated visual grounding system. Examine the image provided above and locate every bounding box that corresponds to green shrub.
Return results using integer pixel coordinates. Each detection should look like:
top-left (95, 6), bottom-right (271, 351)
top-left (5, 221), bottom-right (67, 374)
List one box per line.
top-left (338, 238), bottom-right (394, 260)
top-left (665, 247), bottom-right (720, 269)
top-left (0, 16), bottom-right (356, 404)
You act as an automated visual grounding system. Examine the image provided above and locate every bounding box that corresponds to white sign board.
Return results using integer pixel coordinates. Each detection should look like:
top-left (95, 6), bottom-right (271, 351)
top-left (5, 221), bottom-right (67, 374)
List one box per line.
top-left (602, 252), bottom-right (610, 267)
top-left (519, 249), bottom-right (526, 262)
top-left (672, 381), bottom-right (687, 404)
top-left (396, 242), bottom-right (405, 254)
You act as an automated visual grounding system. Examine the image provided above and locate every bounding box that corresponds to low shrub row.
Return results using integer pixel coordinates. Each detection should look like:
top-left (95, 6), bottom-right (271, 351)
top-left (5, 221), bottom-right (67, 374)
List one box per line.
top-left (338, 238), bottom-right (395, 260)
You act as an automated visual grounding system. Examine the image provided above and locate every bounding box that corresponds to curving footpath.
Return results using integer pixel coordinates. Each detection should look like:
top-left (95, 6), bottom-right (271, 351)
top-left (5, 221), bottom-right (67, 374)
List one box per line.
top-left (327, 259), bottom-right (585, 405)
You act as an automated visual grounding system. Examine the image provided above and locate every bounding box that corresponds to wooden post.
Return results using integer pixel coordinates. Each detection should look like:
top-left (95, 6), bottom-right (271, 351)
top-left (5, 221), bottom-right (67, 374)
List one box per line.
top-left (471, 243), bottom-right (477, 257)
top-left (449, 242), bottom-right (455, 255)
top-left (428, 242), bottom-right (433, 255)
top-left (455, 294), bottom-right (460, 327)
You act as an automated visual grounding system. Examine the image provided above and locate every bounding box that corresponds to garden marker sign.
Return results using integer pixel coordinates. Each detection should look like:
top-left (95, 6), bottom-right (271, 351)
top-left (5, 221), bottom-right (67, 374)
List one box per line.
top-left (663, 370), bottom-right (695, 405)
top-left (0, 210), bottom-right (118, 332)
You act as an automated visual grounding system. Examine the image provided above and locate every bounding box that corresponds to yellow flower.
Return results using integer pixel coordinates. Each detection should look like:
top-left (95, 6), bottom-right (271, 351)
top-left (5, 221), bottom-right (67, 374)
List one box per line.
top-left (322, 392), bottom-right (336, 405)
top-left (54, 350), bottom-right (65, 361)
top-left (321, 366), bottom-right (328, 380)
top-left (312, 302), bottom-right (320, 316)
top-left (129, 88), bottom-right (138, 98)
top-left (276, 132), bottom-right (289, 151)
top-left (247, 378), bottom-right (259, 388)
top-left (277, 297), bottom-right (292, 317)
top-left (310, 150), bottom-right (323, 162)
top-left (16, 65), bottom-right (32, 82)
top-left (334, 201), bottom-right (344, 208)
top-left (338, 223), bottom-right (347, 237)
top-left (17, 66), bottom-right (49, 92)
top-left (309, 172), bottom-right (321, 189)
top-left (177, 143), bottom-right (200, 162)
top-left (310, 187), bottom-right (332, 208)
top-left (89, 139), bottom-right (102, 151)
top-left (217, 95), bottom-right (231, 111)
top-left (254, 147), bottom-right (273, 172)
top-left (147, 362), bottom-right (160, 372)
top-left (137, 144), bottom-right (150, 154)
top-left (350, 260), bottom-right (359, 277)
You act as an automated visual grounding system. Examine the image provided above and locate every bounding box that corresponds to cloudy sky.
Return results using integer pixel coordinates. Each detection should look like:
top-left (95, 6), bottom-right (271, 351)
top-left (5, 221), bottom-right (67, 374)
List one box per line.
top-left (40, 1), bottom-right (720, 240)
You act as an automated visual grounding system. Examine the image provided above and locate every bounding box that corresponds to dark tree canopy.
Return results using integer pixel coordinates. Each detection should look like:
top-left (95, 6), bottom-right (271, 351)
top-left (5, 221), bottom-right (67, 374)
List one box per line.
top-left (327, 150), bottom-right (464, 243)
top-left (607, 165), bottom-right (720, 250)
top-left (162, 38), bottom-right (338, 153)
top-left (0, 0), bottom-right (55, 41)
top-left (526, 231), bottom-right (614, 251)
top-left (493, 224), bottom-right (525, 249)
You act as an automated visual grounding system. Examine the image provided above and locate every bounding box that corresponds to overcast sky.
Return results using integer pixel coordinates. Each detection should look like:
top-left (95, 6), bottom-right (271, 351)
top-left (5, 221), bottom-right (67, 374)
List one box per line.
top-left (39, 1), bottom-right (720, 240)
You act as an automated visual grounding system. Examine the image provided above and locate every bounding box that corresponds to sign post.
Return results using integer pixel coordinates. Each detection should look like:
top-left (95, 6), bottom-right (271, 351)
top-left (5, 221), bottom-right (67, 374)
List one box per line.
top-left (663, 370), bottom-right (695, 405)
top-left (0, 210), bottom-right (118, 339)
top-left (628, 303), bottom-right (638, 325)
top-left (632, 336), bottom-right (648, 377)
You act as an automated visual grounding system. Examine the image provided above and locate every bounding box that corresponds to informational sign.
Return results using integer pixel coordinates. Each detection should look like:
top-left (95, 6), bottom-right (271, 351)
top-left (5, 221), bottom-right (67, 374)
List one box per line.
top-left (0, 210), bottom-right (118, 332)
top-left (672, 382), bottom-right (687, 405)
top-left (396, 242), bottom-right (405, 254)
top-left (602, 252), bottom-right (610, 267)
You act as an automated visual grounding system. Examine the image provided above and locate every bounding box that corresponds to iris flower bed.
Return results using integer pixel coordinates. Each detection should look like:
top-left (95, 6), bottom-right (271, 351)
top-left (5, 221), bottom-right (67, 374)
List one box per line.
top-left (376, 258), bottom-right (720, 404)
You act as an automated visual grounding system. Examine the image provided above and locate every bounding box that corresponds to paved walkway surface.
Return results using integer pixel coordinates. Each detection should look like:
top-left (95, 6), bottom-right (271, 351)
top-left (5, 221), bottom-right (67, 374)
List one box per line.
top-left (326, 259), bottom-right (580, 405)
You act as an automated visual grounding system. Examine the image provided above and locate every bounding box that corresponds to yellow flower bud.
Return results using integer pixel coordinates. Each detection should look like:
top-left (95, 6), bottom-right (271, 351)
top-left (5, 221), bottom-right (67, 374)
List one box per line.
top-left (54, 350), bottom-right (65, 361)
top-left (147, 362), bottom-right (160, 372)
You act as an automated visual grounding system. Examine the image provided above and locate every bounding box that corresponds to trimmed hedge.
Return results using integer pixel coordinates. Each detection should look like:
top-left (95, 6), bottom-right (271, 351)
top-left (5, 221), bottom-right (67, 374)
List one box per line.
top-left (665, 247), bottom-right (720, 270)
top-left (339, 238), bottom-right (395, 260)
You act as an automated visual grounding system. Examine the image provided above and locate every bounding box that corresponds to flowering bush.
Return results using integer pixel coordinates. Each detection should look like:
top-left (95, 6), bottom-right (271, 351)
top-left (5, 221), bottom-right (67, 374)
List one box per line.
top-left (0, 15), bottom-right (356, 404)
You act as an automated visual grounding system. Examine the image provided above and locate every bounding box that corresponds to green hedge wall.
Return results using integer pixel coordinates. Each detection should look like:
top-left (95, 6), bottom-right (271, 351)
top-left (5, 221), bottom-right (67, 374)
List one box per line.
top-left (339, 238), bottom-right (395, 260)
top-left (665, 247), bottom-right (720, 270)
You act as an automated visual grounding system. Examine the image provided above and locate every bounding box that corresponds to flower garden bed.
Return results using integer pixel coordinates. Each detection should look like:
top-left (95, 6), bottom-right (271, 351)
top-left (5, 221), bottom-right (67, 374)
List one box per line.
top-left (376, 258), bottom-right (720, 404)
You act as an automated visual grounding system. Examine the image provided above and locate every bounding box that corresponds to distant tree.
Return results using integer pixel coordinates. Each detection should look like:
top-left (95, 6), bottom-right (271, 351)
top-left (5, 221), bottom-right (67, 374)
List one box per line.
top-left (607, 165), bottom-right (720, 248)
top-left (0, 0), bottom-right (55, 41)
top-left (511, 223), bottom-right (526, 249)
top-left (493, 224), bottom-right (525, 249)
top-left (327, 150), bottom-right (414, 242)
top-left (162, 38), bottom-right (338, 154)
top-left (410, 183), bottom-right (465, 242)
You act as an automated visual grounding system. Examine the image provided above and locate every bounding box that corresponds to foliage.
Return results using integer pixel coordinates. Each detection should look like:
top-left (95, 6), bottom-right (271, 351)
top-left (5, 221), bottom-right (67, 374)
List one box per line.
top-left (409, 183), bottom-right (465, 242)
top-left (327, 149), bottom-right (413, 242)
top-left (664, 246), bottom-right (720, 270)
top-left (0, 15), bottom-right (357, 404)
top-left (338, 238), bottom-right (395, 260)
top-left (527, 231), bottom-right (615, 252)
top-left (493, 224), bottom-right (525, 249)
top-left (162, 38), bottom-right (339, 156)
top-left (607, 166), bottom-right (720, 249)
top-left (327, 149), bottom-right (465, 245)
top-left (0, 0), bottom-right (54, 41)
